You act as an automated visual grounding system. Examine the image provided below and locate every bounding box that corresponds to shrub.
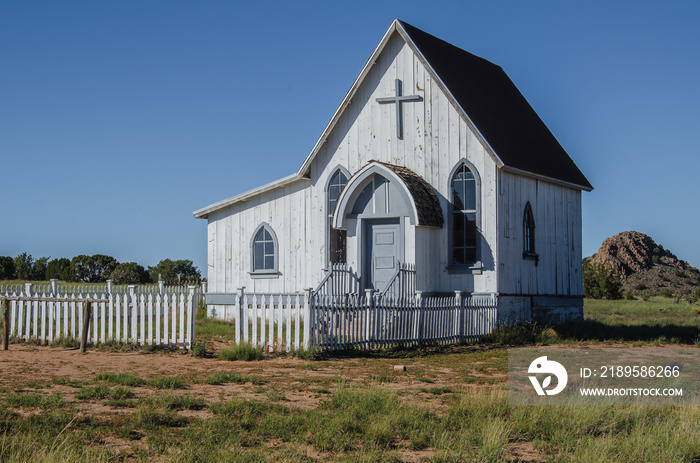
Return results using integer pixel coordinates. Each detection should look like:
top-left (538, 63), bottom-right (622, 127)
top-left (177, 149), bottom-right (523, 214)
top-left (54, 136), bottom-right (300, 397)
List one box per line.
top-left (685, 290), bottom-right (700, 305)
top-left (147, 259), bottom-right (201, 283)
top-left (13, 253), bottom-right (35, 280)
top-left (624, 292), bottom-right (635, 300)
top-left (218, 344), bottom-right (265, 361)
top-left (45, 258), bottom-right (70, 280)
top-left (191, 342), bottom-right (208, 358)
top-left (295, 345), bottom-right (321, 360)
top-left (660, 288), bottom-right (674, 298)
top-left (110, 262), bottom-right (150, 284)
top-left (582, 260), bottom-right (622, 300)
top-left (0, 256), bottom-right (15, 279)
top-left (146, 376), bottom-right (184, 390)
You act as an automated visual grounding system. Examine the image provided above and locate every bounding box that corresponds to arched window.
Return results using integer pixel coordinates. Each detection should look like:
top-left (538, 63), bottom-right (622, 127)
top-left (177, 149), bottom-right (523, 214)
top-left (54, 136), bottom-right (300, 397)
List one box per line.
top-left (327, 168), bottom-right (348, 264)
top-left (251, 223), bottom-right (278, 275)
top-left (450, 162), bottom-right (479, 267)
top-left (523, 202), bottom-right (538, 264)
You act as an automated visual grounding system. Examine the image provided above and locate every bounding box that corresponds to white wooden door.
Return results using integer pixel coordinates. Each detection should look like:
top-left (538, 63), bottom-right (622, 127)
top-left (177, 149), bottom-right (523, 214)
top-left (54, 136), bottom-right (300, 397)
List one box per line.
top-left (365, 219), bottom-right (400, 291)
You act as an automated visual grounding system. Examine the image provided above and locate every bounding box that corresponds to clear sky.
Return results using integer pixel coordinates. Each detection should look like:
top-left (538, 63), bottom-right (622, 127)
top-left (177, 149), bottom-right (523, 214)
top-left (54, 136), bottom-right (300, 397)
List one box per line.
top-left (2, 0), bottom-right (699, 275)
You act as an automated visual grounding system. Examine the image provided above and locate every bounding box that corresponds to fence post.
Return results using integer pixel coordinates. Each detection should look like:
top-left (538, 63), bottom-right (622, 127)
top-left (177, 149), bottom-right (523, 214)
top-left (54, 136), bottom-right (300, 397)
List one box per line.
top-left (414, 291), bottom-right (423, 345)
top-left (236, 287), bottom-right (245, 345)
top-left (364, 289), bottom-right (374, 349)
top-left (2, 296), bottom-right (8, 350)
top-left (127, 285), bottom-right (137, 341)
top-left (50, 279), bottom-right (58, 296)
top-left (79, 300), bottom-right (92, 353)
top-left (454, 290), bottom-right (463, 342)
top-left (187, 285), bottom-right (196, 349)
top-left (24, 283), bottom-right (33, 341)
top-left (158, 277), bottom-right (164, 295)
top-left (303, 288), bottom-right (313, 349)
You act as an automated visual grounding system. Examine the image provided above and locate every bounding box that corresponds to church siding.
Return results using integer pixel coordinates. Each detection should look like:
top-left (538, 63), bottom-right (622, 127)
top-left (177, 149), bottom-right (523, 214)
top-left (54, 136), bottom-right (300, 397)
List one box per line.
top-left (497, 171), bottom-right (582, 297)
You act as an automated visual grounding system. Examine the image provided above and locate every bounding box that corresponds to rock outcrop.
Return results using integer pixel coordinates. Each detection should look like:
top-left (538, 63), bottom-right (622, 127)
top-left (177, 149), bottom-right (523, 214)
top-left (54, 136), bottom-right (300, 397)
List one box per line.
top-left (587, 231), bottom-right (700, 294)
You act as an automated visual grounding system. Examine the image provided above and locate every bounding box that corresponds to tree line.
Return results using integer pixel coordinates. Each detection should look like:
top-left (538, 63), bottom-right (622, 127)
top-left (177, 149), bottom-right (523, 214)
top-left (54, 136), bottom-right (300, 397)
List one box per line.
top-left (0, 253), bottom-right (201, 285)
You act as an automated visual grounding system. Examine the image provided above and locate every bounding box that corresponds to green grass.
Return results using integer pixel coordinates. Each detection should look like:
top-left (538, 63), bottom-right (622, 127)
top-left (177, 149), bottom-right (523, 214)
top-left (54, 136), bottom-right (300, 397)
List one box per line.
top-left (1, 380), bottom-right (699, 461)
top-left (75, 385), bottom-right (133, 401)
top-left (1, 297), bottom-right (699, 461)
top-left (218, 343), bottom-right (265, 361)
top-left (556, 298), bottom-right (700, 344)
top-left (146, 376), bottom-right (185, 390)
top-left (139, 393), bottom-right (206, 410)
top-left (4, 392), bottom-right (65, 409)
top-left (94, 372), bottom-right (146, 387)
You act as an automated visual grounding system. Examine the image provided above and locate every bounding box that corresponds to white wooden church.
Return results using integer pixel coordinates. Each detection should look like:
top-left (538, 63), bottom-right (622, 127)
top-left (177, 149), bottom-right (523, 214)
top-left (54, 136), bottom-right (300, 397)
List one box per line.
top-left (194, 20), bottom-right (592, 326)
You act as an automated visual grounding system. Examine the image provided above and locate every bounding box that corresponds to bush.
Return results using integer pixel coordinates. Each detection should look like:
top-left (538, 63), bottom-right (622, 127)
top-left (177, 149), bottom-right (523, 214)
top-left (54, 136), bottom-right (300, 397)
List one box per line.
top-left (13, 253), bottom-right (34, 280)
top-left (218, 344), bottom-right (265, 361)
top-left (0, 256), bottom-right (15, 280)
top-left (110, 262), bottom-right (150, 284)
top-left (68, 254), bottom-right (118, 283)
top-left (45, 258), bottom-right (70, 280)
top-left (684, 289), bottom-right (700, 305)
top-left (147, 259), bottom-right (201, 283)
top-left (479, 323), bottom-right (558, 346)
top-left (582, 260), bottom-right (623, 300)
top-left (191, 342), bottom-right (208, 358)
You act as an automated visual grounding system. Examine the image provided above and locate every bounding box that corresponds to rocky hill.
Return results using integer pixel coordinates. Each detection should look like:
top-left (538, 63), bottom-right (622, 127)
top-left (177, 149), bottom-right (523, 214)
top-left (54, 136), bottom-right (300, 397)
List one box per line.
top-left (587, 231), bottom-right (700, 295)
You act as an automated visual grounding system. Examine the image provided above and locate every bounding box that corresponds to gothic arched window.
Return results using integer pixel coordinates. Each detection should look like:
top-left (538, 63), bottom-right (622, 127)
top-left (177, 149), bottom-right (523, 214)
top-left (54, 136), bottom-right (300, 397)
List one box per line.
top-left (450, 161), bottom-right (479, 266)
top-left (523, 202), bottom-right (538, 264)
top-left (327, 168), bottom-right (348, 264)
top-left (251, 223), bottom-right (278, 275)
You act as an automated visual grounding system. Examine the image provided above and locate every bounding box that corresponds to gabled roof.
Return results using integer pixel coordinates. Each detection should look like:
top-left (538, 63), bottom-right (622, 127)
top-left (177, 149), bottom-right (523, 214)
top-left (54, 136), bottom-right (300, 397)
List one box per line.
top-left (398, 21), bottom-right (592, 191)
top-left (194, 20), bottom-right (591, 219)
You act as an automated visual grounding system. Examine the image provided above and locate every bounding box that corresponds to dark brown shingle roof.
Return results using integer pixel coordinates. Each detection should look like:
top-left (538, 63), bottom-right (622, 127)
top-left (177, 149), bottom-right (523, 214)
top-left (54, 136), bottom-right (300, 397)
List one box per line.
top-left (379, 162), bottom-right (444, 228)
top-left (400, 21), bottom-right (592, 191)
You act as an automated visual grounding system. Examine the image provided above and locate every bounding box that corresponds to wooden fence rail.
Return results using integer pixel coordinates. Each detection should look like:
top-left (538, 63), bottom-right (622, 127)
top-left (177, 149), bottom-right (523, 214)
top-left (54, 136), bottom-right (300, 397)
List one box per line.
top-left (0, 284), bottom-right (197, 349)
top-left (308, 291), bottom-right (497, 351)
top-left (204, 289), bottom-right (498, 353)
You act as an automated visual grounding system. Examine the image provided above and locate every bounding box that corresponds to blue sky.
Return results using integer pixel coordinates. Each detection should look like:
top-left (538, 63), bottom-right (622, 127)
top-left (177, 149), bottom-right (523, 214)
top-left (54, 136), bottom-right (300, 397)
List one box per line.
top-left (2, 1), bottom-right (699, 275)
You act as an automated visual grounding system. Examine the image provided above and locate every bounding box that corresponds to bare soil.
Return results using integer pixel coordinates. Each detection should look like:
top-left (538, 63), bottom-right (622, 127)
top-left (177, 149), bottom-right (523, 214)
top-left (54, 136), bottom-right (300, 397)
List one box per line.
top-left (0, 343), bottom-right (541, 462)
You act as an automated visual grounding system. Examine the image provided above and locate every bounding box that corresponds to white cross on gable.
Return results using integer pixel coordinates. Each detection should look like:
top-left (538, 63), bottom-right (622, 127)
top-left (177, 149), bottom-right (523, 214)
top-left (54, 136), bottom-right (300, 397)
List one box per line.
top-left (376, 79), bottom-right (422, 139)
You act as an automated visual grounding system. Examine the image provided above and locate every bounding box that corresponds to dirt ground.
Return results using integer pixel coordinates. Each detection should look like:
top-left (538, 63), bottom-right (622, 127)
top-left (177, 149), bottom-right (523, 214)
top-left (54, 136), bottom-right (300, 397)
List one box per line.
top-left (0, 343), bottom-right (522, 462)
top-left (0, 343), bottom-right (505, 406)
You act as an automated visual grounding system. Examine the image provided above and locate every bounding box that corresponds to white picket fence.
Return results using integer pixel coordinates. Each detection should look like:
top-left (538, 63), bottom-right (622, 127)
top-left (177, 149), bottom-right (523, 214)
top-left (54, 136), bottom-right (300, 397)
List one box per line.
top-left (207, 289), bottom-right (497, 352)
top-left (210, 290), bottom-right (308, 352)
top-left (1, 283), bottom-right (198, 349)
top-left (309, 291), bottom-right (498, 351)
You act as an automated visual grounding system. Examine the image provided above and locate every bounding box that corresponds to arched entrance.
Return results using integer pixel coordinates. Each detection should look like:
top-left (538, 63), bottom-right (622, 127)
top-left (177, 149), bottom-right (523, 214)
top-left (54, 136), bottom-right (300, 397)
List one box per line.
top-left (331, 161), bottom-right (443, 291)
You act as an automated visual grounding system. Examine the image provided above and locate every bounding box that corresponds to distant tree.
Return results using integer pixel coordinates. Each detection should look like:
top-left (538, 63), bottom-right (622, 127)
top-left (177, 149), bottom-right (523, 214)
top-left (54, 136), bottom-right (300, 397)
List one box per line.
top-left (13, 253), bottom-right (34, 280)
top-left (32, 257), bottom-right (49, 281)
top-left (148, 259), bottom-right (201, 283)
top-left (69, 254), bottom-right (119, 283)
top-left (60, 264), bottom-right (75, 282)
top-left (45, 258), bottom-right (71, 280)
top-left (583, 260), bottom-right (622, 300)
top-left (110, 262), bottom-right (151, 285)
top-left (0, 256), bottom-right (16, 280)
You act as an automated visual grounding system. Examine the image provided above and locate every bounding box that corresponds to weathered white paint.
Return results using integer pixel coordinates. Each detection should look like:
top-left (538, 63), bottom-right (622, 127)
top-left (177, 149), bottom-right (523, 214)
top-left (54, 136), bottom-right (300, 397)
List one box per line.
top-left (496, 171), bottom-right (583, 297)
top-left (1, 285), bottom-right (197, 349)
top-left (198, 25), bottom-right (586, 324)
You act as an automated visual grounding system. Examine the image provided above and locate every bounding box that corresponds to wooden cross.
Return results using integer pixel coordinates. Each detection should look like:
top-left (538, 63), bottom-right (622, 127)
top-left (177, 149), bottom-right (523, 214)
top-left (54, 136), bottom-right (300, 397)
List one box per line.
top-left (376, 79), bottom-right (422, 139)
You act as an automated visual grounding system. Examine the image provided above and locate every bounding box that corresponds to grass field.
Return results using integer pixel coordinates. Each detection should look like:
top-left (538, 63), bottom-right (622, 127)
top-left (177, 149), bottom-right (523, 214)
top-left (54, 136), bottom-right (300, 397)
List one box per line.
top-left (0, 297), bottom-right (698, 462)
